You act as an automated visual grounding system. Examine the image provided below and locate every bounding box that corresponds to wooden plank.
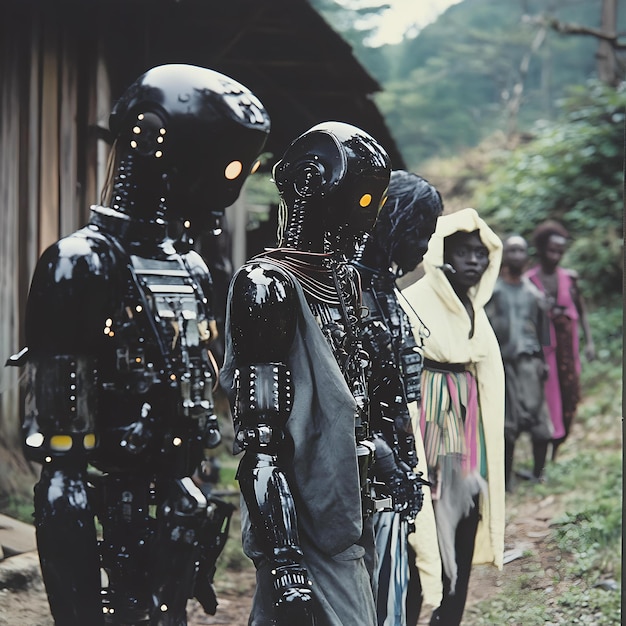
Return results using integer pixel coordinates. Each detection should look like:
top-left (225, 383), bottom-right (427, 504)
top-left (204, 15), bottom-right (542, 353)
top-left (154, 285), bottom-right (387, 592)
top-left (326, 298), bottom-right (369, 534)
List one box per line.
top-left (38, 21), bottom-right (60, 255)
top-left (0, 514), bottom-right (37, 557)
top-left (0, 14), bottom-right (21, 443)
top-left (59, 22), bottom-right (79, 236)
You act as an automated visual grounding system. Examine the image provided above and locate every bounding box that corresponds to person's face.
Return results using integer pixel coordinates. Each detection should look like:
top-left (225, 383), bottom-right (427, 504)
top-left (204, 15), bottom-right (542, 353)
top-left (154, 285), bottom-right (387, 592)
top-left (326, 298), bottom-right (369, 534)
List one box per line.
top-left (540, 234), bottom-right (566, 270)
top-left (502, 236), bottom-right (528, 273)
top-left (444, 231), bottom-right (490, 290)
top-left (393, 212), bottom-right (439, 274)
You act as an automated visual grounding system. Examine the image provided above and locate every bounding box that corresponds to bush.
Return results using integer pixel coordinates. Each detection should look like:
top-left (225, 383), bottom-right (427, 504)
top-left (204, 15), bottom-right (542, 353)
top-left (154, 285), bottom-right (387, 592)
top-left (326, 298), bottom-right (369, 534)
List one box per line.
top-left (473, 81), bottom-right (625, 304)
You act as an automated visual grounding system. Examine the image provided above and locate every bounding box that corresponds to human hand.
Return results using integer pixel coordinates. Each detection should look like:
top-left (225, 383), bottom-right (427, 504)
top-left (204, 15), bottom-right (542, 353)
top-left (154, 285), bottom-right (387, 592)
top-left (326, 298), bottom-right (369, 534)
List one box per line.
top-left (584, 342), bottom-right (596, 362)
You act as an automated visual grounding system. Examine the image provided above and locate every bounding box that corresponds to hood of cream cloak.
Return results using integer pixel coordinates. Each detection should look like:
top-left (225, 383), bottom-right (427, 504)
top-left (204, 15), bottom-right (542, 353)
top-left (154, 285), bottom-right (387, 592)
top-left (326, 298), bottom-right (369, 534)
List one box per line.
top-left (422, 207), bottom-right (502, 313)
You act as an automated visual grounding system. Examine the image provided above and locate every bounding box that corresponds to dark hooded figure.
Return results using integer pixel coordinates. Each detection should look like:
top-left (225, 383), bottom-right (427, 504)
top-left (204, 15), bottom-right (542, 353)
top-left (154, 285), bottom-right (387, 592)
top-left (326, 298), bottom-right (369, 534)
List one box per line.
top-left (352, 170), bottom-right (443, 626)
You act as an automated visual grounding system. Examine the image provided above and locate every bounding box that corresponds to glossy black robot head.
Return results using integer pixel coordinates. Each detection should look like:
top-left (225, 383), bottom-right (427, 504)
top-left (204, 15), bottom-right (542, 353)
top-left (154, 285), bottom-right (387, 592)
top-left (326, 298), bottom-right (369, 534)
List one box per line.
top-left (273, 121), bottom-right (391, 256)
top-left (107, 64), bottom-right (270, 233)
top-left (370, 170), bottom-right (443, 275)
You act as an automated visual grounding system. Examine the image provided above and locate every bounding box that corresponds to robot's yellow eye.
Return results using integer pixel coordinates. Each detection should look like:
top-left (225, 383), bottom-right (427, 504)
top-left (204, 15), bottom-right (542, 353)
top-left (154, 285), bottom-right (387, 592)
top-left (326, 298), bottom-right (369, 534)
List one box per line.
top-left (359, 193), bottom-right (372, 208)
top-left (225, 160), bottom-right (243, 180)
top-left (50, 435), bottom-right (73, 451)
top-left (250, 160), bottom-right (261, 174)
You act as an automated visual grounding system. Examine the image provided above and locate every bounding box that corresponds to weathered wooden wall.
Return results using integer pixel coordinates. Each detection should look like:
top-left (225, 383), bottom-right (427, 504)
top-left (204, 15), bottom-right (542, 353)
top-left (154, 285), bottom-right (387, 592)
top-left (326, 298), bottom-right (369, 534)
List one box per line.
top-left (0, 5), bottom-right (105, 494)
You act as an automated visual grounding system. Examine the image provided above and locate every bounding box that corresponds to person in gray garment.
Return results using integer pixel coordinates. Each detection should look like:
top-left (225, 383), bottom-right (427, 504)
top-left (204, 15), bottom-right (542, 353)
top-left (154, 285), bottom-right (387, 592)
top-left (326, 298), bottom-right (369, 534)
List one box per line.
top-left (486, 234), bottom-right (552, 491)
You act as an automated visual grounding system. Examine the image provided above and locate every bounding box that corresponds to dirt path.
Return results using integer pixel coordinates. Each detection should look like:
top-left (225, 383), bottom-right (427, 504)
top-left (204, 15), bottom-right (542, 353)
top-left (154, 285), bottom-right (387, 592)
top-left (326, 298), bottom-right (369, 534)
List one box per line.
top-left (0, 403), bottom-right (615, 626)
top-left (0, 485), bottom-right (570, 626)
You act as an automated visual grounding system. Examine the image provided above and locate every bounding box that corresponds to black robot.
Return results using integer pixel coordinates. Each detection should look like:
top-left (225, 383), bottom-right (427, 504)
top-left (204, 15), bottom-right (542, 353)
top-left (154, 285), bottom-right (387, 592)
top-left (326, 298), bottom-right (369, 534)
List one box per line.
top-left (8, 64), bottom-right (270, 625)
top-left (352, 169), bottom-right (443, 626)
top-left (220, 121), bottom-right (391, 625)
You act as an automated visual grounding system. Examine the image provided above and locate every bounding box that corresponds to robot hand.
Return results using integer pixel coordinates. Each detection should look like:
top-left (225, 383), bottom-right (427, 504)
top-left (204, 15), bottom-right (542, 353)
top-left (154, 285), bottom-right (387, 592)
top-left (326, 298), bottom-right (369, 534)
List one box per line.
top-left (383, 464), bottom-right (422, 521)
top-left (271, 564), bottom-right (315, 625)
top-left (203, 414), bottom-right (221, 449)
top-left (119, 419), bottom-right (152, 454)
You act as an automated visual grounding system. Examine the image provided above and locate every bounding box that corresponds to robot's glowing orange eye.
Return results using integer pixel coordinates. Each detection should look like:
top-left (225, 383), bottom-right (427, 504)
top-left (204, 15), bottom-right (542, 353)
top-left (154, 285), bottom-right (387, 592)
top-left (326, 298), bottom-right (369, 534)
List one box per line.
top-left (359, 194), bottom-right (373, 208)
top-left (225, 160), bottom-right (243, 180)
top-left (251, 160), bottom-right (261, 174)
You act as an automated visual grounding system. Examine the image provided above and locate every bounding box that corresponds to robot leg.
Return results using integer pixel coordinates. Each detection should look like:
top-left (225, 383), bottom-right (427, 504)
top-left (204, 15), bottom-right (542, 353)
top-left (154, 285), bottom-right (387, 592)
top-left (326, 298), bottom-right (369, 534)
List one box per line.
top-left (97, 473), bottom-right (153, 624)
top-left (34, 463), bottom-right (103, 626)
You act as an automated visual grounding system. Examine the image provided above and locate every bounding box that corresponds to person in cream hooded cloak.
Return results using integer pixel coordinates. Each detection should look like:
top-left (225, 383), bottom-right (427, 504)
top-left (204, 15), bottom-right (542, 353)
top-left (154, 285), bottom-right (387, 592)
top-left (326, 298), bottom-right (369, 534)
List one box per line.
top-left (400, 208), bottom-right (504, 626)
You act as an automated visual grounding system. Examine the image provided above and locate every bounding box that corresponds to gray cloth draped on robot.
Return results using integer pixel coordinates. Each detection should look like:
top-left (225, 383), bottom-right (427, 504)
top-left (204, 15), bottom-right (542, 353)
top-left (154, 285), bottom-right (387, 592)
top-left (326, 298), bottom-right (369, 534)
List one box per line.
top-left (11, 64), bottom-right (270, 626)
top-left (221, 121), bottom-right (391, 625)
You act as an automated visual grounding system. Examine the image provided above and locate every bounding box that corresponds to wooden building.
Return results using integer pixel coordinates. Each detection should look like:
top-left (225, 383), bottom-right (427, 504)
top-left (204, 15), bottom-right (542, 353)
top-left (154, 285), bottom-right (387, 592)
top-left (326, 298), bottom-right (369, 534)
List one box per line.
top-left (0, 0), bottom-right (403, 487)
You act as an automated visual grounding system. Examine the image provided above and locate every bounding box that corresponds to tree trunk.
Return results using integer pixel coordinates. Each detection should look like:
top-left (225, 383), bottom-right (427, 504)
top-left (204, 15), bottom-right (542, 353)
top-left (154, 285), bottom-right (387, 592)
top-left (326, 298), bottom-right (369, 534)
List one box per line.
top-left (597, 0), bottom-right (618, 86)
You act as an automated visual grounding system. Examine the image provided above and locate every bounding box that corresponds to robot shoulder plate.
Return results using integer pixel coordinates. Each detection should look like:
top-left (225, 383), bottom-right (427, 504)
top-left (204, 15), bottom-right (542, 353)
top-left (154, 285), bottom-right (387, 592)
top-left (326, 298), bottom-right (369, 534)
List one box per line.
top-left (25, 227), bottom-right (124, 352)
top-left (229, 260), bottom-right (299, 362)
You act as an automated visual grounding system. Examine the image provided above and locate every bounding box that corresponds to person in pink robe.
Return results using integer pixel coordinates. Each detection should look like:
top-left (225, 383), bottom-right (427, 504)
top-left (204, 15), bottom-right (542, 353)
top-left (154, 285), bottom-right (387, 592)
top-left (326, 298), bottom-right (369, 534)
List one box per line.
top-left (525, 220), bottom-right (595, 461)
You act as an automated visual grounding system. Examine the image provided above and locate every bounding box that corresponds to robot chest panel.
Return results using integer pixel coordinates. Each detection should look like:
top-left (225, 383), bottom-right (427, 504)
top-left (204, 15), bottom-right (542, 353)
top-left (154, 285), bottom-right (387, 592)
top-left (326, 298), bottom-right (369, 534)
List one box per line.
top-left (130, 256), bottom-right (211, 352)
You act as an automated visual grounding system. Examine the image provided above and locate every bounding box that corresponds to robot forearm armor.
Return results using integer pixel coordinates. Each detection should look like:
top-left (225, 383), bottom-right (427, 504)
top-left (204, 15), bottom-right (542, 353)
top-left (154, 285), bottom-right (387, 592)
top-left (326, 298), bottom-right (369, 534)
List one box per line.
top-left (23, 355), bottom-right (99, 462)
top-left (234, 362), bottom-right (292, 451)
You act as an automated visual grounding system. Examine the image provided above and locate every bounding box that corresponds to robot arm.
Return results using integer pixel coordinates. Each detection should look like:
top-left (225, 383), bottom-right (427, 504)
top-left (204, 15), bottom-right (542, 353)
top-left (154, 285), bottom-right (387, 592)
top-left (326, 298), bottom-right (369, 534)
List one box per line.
top-left (22, 232), bottom-right (120, 463)
top-left (228, 261), bottom-right (314, 623)
top-left (14, 232), bottom-right (120, 626)
top-left (360, 306), bottom-right (424, 524)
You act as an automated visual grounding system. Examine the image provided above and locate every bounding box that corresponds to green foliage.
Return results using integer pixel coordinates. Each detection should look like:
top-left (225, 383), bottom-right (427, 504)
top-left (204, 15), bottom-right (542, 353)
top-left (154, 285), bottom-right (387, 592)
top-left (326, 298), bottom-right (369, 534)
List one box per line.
top-left (0, 493), bottom-right (34, 525)
top-left (474, 81), bottom-right (624, 303)
top-left (375, 0), bottom-right (613, 168)
top-left (552, 462), bottom-right (622, 580)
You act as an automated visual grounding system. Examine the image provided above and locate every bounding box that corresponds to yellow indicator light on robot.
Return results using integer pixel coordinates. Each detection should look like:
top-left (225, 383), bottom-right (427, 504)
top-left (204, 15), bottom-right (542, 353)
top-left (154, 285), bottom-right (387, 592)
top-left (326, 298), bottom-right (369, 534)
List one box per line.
top-left (173, 437), bottom-right (182, 447)
top-left (155, 151), bottom-right (163, 158)
top-left (359, 193), bottom-right (372, 208)
top-left (105, 318), bottom-right (112, 327)
top-left (83, 433), bottom-right (96, 449)
top-left (25, 433), bottom-right (44, 448)
top-left (160, 604), bottom-right (168, 612)
top-left (130, 140), bottom-right (138, 149)
top-left (50, 435), bottom-right (73, 451)
top-left (133, 126), bottom-right (141, 134)
top-left (136, 305), bottom-right (142, 313)
top-left (159, 128), bottom-right (166, 135)
top-left (157, 136), bottom-right (164, 144)
top-left (225, 160), bottom-right (243, 180)
top-left (137, 113), bottom-right (144, 120)
top-left (184, 220), bottom-right (191, 229)
top-left (135, 357), bottom-right (142, 363)
top-left (251, 160), bottom-right (261, 174)
top-left (170, 374), bottom-right (177, 381)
